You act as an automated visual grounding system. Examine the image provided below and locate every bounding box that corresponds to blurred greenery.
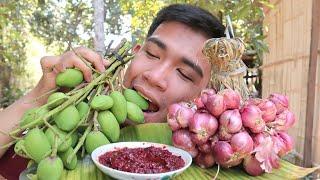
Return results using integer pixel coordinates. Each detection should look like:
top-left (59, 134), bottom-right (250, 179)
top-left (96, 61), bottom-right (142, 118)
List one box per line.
top-left (0, 0), bottom-right (272, 108)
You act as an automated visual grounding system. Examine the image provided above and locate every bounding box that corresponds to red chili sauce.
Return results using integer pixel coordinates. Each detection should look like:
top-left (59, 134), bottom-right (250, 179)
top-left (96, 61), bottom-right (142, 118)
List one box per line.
top-left (98, 146), bottom-right (185, 174)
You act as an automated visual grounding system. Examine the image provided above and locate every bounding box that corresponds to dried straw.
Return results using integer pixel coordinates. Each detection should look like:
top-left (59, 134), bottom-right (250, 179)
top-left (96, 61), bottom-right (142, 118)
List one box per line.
top-left (202, 37), bottom-right (250, 100)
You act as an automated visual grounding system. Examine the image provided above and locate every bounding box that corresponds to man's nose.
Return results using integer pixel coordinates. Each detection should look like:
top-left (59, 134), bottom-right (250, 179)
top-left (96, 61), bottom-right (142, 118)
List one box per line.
top-left (142, 66), bottom-right (168, 92)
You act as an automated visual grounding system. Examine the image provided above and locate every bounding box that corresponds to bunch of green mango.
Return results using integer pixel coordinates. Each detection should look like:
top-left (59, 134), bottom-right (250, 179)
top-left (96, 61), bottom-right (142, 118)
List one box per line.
top-left (3, 39), bottom-right (151, 180)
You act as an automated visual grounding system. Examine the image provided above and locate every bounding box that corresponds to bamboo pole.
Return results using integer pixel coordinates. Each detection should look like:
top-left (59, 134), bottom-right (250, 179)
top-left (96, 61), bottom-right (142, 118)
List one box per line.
top-left (303, 0), bottom-right (320, 168)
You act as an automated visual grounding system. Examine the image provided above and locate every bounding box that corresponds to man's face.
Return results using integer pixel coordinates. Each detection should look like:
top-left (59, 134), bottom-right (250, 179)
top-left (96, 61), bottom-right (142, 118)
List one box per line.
top-left (124, 21), bottom-right (212, 123)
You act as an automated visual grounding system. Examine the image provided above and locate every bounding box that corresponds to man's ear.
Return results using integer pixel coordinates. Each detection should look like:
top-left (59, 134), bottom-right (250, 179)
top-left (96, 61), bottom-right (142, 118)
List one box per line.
top-left (132, 44), bottom-right (141, 54)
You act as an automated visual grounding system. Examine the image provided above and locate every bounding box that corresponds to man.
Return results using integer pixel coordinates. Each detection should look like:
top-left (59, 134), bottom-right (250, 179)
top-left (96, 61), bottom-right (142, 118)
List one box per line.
top-left (0, 4), bottom-right (225, 178)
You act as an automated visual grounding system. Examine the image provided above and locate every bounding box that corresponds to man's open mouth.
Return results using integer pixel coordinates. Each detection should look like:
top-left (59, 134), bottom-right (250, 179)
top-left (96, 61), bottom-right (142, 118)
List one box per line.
top-left (132, 87), bottom-right (160, 113)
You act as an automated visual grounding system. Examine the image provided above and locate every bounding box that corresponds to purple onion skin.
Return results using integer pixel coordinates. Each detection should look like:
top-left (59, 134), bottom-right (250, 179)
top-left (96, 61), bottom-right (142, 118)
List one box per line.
top-left (198, 141), bottom-right (212, 153)
top-left (240, 104), bottom-right (266, 133)
top-left (219, 109), bottom-right (242, 134)
top-left (220, 89), bottom-right (241, 110)
top-left (212, 141), bottom-right (233, 165)
top-left (277, 132), bottom-right (294, 157)
top-left (189, 112), bottom-right (218, 145)
top-left (243, 155), bottom-right (264, 176)
top-left (167, 103), bottom-right (195, 130)
top-left (258, 100), bottom-right (277, 123)
top-left (205, 94), bottom-right (226, 118)
top-left (230, 131), bottom-right (254, 155)
top-left (195, 152), bottom-right (216, 168)
top-left (268, 110), bottom-right (295, 131)
top-left (268, 93), bottom-right (289, 115)
top-left (172, 129), bottom-right (198, 157)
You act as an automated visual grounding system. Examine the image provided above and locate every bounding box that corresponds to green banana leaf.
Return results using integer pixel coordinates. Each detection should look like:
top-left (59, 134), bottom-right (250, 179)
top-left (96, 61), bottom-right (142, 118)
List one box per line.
top-left (119, 123), bottom-right (173, 145)
top-left (21, 123), bottom-right (318, 180)
top-left (119, 123), bottom-right (319, 180)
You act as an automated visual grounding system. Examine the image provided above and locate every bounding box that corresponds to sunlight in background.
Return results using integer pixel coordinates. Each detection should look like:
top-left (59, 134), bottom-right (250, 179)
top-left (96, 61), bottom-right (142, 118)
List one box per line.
top-left (25, 37), bottom-right (53, 86)
top-left (25, 14), bottom-right (132, 87)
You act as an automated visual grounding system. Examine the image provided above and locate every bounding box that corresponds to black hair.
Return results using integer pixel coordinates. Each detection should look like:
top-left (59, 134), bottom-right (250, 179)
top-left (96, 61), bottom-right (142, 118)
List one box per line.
top-left (147, 4), bottom-right (225, 38)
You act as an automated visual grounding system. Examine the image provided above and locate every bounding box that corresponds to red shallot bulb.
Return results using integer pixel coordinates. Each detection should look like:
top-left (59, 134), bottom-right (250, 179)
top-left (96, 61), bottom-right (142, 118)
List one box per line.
top-left (253, 133), bottom-right (269, 147)
top-left (194, 97), bottom-right (205, 109)
top-left (220, 89), bottom-right (241, 109)
top-left (219, 109), bottom-right (242, 134)
top-left (218, 126), bottom-right (233, 141)
top-left (167, 103), bottom-right (195, 130)
top-left (268, 93), bottom-right (289, 114)
top-left (212, 141), bottom-right (233, 165)
top-left (189, 112), bottom-right (218, 145)
top-left (200, 89), bottom-right (216, 105)
top-left (240, 104), bottom-right (266, 133)
top-left (195, 152), bottom-right (216, 168)
top-left (267, 110), bottom-right (295, 131)
top-left (257, 100), bottom-right (277, 123)
top-left (172, 129), bottom-right (198, 157)
top-left (204, 94), bottom-right (226, 117)
top-left (277, 132), bottom-right (294, 157)
top-left (198, 141), bottom-right (212, 153)
top-left (230, 131), bottom-right (254, 155)
top-left (243, 154), bottom-right (264, 176)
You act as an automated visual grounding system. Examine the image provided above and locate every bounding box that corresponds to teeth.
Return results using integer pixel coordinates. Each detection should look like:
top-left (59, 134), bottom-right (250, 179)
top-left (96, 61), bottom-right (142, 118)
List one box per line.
top-left (137, 91), bottom-right (152, 102)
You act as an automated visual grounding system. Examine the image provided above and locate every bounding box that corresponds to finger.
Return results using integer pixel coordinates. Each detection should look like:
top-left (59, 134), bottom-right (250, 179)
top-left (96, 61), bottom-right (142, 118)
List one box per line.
top-left (74, 47), bottom-right (106, 72)
top-left (57, 52), bottom-right (93, 82)
top-left (40, 56), bottom-right (60, 73)
top-left (103, 58), bottom-right (111, 67)
top-left (53, 61), bottom-right (66, 73)
top-left (68, 57), bottom-right (93, 82)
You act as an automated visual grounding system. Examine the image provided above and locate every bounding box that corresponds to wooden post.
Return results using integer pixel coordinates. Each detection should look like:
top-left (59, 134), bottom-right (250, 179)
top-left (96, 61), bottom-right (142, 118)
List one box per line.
top-left (303, 0), bottom-right (320, 168)
top-left (92, 0), bottom-right (106, 55)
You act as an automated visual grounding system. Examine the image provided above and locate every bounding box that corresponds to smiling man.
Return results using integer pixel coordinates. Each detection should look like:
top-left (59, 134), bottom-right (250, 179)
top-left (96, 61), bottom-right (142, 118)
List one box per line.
top-left (0, 4), bottom-right (224, 178)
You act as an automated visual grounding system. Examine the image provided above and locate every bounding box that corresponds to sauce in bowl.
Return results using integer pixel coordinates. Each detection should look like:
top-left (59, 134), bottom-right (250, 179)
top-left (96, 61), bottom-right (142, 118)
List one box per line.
top-left (98, 146), bottom-right (185, 174)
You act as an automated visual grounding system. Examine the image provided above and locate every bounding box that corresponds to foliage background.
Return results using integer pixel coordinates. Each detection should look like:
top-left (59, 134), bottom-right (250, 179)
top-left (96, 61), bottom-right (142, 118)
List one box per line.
top-left (0, 0), bottom-right (272, 108)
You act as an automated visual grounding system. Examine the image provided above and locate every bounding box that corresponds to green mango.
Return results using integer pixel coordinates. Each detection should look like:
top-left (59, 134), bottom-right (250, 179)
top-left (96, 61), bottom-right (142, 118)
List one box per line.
top-left (123, 88), bottom-right (149, 110)
top-left (85, 131), bottom-right (110, 154)
top-left (70, 132), bottom-right (78, 148)
top-left (127, 101), bottom-right (145, 123)
top-left (110, 91), bottom-right (127, 124)
top-left (98, 111), bottom-right (120, 142)
top-left (76, 101), bottom-right (89, 119)
top-left (58, 147), bottom-right (77, 170)
top-left (24, 128), bottom-right (51, 163)
top-left (47, 92), bottom-right (68, 109)
top-left (45, 125), bottom-right (72, 152)
top-left (56, 69), bottom-right (83, 88)
top-left (14, 139), bottom-right (30, 158)
top-left (37, 156), bottom-right (63, 180)
top-left (54, 105), bottom-right (80, 131)
top-left (90, 95), bottom-right (114, 111)
top-left (20, 107), bottom-right (49, 127)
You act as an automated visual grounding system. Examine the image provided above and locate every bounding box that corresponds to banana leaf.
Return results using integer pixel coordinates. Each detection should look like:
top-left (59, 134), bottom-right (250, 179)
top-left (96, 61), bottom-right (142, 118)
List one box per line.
top-left (119, 123), bottom-right (319, 180)
top-left (20, 123), bottom-right (319, 180)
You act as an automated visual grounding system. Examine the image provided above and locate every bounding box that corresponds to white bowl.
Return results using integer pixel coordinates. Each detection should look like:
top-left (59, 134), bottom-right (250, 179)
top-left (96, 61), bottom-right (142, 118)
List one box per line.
top-left (91, 142), bottom-right (192, 180)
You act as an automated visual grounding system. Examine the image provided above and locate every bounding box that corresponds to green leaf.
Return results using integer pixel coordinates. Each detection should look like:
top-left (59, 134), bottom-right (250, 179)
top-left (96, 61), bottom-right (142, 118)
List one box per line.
top-left (175, 161), bottom-right (319, 180)
top-left (119, 123), bottom-right (319, 180)
top-left (119, 123), bottom-right (173, 145)
top-left (39, 123), bottom-right (318, 180)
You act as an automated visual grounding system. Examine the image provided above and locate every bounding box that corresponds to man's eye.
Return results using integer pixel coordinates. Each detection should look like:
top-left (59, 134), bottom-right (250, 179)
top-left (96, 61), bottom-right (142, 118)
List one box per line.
top-left (177, 69), bottom-right (193, 82)
top-left (146, 51), bottom-right (159, 59)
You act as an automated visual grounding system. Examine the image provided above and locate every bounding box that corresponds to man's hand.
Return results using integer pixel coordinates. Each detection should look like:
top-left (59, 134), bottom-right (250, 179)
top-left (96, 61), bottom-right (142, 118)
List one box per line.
top-left (33, 47), bottom-right (109, 104)
top-left (0, 47), bottom-right (109, 158)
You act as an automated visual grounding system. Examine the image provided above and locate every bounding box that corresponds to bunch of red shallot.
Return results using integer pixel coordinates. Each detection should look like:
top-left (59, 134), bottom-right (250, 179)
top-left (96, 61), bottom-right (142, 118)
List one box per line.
top-left (167, 89), bottom-right (296, 176)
